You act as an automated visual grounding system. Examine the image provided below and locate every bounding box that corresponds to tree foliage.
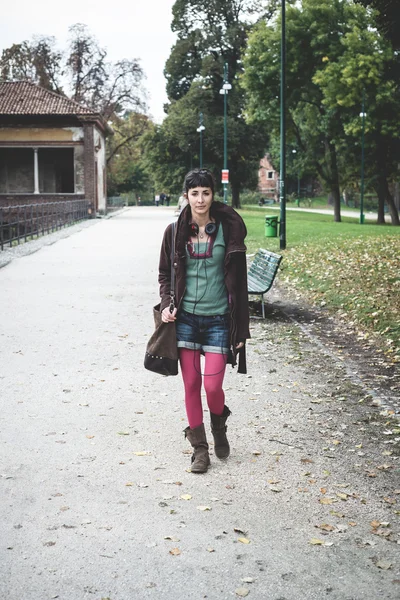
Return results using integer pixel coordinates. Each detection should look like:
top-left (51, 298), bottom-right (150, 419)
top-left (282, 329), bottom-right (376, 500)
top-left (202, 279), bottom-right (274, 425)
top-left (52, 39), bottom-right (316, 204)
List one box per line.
top-left (0, 24), bottom-right (146, 121)
top-left (356, 0), bottom-right (400, 49)
top-left (242, 0), bottom-right (400, 224)
top-left (107, 112), bottom-right (153, 196)
top-left (151, 0), bottom-right (268, 207)
top-left (0, 37), bottom-right (63, 93)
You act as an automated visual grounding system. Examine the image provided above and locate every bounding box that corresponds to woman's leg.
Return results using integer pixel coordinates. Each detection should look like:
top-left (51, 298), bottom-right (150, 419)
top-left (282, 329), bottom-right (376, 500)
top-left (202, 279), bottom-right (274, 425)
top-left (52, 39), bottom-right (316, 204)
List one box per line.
top-left (179, 348), bottom-right (203, 429)
top-left (203, 352), bottom-right (227, 415)
top-left (204, 352), bottom-right (231, 459)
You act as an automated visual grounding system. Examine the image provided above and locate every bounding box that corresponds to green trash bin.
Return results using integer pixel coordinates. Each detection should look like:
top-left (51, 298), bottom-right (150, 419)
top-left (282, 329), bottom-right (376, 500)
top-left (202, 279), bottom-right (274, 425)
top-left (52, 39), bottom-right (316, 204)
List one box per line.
top-left (265, 216), bottom-right (278, 238)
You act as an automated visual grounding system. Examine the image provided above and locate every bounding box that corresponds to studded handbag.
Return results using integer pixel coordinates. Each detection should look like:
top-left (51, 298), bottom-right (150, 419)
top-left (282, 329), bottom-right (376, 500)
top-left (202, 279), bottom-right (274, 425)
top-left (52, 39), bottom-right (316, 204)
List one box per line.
top-left (144, 223), bottom-right (178, 376)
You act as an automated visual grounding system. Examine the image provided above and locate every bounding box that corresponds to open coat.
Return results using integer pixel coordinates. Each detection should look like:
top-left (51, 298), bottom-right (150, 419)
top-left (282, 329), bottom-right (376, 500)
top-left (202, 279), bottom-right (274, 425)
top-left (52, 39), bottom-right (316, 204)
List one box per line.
top-left (158, 201), bottom-right (250, 373)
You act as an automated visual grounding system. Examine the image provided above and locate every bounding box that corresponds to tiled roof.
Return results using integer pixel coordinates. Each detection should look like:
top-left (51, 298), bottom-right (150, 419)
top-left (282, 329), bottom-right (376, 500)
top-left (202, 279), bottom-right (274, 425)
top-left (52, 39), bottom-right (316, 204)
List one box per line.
top-left (0, 81), bottom-right (96, 115)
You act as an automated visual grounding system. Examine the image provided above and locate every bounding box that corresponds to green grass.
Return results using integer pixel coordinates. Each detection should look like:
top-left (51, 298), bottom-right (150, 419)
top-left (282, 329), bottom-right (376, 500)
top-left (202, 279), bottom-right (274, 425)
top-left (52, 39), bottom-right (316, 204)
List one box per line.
top-left (240, 208), bottom-right (400, 361)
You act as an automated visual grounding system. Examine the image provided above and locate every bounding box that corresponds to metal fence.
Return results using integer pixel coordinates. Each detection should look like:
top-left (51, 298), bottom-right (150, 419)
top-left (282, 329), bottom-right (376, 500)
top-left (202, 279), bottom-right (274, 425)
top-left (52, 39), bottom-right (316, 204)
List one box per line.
top-left (106, 196), bottom-right (127, 212)
top-left (0, 199), bottom-right (91, 251)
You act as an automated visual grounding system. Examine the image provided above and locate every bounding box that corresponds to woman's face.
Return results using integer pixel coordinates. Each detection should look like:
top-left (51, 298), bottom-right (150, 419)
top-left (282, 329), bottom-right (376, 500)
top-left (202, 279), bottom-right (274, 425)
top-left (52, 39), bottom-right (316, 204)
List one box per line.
top-left (185, 186), bottom-right (213, 220)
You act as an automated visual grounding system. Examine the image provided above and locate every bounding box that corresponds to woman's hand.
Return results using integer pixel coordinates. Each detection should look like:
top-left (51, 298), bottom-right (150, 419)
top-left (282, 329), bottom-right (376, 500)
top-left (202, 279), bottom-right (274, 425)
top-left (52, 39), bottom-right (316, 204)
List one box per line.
top-left (161, 306), bottom-right (177, 323)
top-left (235, 341), bottom-right (245, 350)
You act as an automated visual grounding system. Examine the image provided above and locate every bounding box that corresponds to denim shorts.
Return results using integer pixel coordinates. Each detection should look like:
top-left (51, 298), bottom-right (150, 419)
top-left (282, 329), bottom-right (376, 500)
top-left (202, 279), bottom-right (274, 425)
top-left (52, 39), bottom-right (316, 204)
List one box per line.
top-left (176, 310), bottom-right (230, 354)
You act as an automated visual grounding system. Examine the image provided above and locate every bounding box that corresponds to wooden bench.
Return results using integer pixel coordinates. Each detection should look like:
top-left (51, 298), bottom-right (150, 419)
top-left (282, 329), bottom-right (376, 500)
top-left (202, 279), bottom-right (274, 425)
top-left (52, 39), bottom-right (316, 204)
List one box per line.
top-left (247, 248), bottom-right (283, 318)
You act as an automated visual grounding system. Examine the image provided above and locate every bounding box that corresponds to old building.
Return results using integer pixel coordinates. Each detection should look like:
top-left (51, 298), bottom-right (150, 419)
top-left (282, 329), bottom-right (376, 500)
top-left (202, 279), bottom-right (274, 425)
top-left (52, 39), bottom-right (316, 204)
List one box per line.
top-left (258, 154), bottom-right (278, 201)
top-left (0, 81), bottom-right (112, 213)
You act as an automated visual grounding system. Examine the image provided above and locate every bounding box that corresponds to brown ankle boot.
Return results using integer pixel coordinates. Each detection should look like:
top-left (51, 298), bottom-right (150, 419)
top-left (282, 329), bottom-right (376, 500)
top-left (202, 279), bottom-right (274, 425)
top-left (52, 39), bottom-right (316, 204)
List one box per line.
top-left (210, 405), bottom-right (231, 459)
top-left (184, 424), bottom-right (210, 473)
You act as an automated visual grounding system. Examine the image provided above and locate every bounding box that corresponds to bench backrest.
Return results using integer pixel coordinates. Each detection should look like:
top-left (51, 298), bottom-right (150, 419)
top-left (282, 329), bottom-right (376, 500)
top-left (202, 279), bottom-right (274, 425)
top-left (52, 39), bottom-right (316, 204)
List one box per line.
top-left (248, 248), bottom-right (282, 293)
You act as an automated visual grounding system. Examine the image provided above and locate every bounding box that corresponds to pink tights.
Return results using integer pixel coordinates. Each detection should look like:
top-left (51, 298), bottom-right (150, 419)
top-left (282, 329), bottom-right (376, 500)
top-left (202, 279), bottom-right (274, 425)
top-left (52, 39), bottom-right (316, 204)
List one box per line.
top-left (179, 349), bottom-right (227, 429)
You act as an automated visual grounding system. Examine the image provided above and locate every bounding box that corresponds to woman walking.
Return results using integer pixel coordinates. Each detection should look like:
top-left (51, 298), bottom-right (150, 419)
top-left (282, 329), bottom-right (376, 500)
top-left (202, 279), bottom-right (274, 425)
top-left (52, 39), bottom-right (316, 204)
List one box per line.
top-left (158, 169), bottom-right (250, 473)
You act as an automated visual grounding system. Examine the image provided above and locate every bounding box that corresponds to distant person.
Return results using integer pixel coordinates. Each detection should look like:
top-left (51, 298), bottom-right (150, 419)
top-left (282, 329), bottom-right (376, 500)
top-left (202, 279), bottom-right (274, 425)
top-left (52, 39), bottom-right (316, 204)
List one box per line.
top-left (155, 194), bottom-right (160, 207)
top-left (165, 194), bottom-right (170, 207)
top-left (160, 192), bottom-right (166, 206)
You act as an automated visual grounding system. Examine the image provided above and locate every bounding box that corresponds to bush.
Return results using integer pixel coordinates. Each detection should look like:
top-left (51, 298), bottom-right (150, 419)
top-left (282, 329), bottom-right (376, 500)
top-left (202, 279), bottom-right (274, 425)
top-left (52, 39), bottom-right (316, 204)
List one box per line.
top-left (239, 191), bottom-right (263, 205)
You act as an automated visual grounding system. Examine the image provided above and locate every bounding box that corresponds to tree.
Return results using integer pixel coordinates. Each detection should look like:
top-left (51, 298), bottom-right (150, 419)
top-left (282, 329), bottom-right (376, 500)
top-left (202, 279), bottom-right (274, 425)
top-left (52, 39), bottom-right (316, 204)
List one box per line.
top-left (155, 0), bottom-right (268, 207)
top-left (313, 16), bottom-right (400, 225)
top-left (356, 1), bottom-right (400, 49)
top-left (107, 112), bottom-right (153, 197)
top-left (66, 24), bottom-right (145, 120)
top-left (0, 25), bottom-right (146, 122)
top-left (242, 0), bottom-right (400, 224)
top-left (0, 37), bottom-right (63, 93)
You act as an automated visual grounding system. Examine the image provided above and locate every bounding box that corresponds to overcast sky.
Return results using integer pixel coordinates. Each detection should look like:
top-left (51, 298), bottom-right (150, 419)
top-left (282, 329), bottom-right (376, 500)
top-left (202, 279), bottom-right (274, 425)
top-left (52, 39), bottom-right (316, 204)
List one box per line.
top-left (0, 0), bottom-right (178, 123)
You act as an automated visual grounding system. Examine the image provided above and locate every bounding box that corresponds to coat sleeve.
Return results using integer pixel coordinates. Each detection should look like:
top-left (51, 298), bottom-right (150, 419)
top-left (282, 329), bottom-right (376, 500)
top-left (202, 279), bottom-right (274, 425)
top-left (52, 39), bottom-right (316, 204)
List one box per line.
top-left (158, 223), bottom-right (174, 311)
top-left (234, 252), bottom-right (251, 341)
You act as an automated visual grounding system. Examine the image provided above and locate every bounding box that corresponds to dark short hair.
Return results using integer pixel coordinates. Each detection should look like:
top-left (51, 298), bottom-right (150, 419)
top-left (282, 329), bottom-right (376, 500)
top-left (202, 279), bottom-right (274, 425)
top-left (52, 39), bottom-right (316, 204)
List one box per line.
top-left (183, 169), bottom-right (215, 195)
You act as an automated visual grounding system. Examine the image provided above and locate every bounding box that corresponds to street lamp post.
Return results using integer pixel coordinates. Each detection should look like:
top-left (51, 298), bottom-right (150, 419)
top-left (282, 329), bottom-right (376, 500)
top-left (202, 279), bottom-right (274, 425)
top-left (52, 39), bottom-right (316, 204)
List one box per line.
top-left (279, 0), bottom-right (287, 249)
top-left (196, 112), bottom-right (205, 168)
top-left (360, 89), bottom-right (366, 225)
top-left (220, 62), bottom-right (232, 204)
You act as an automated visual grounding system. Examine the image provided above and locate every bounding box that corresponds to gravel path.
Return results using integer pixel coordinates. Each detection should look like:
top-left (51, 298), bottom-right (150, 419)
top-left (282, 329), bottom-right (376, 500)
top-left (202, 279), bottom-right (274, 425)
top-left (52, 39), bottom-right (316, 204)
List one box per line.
top-left (0, 207), bottom-right (398, 600)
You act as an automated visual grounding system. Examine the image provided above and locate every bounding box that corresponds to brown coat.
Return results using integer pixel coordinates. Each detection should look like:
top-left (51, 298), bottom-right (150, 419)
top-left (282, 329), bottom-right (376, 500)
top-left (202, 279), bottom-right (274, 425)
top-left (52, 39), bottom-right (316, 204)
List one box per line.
top-left (158, 201), bottom-right (250, 373)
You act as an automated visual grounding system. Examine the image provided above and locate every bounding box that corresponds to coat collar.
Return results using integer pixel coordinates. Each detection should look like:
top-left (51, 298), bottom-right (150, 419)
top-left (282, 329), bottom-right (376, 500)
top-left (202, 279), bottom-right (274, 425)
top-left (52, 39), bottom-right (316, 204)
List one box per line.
top-left (176, 201), bottom-right (247, 253)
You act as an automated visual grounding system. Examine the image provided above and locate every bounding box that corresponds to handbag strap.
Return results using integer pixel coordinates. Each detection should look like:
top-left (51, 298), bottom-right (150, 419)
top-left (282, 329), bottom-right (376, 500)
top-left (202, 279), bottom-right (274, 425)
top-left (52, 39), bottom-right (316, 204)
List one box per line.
top-left (169, 222), bottom-right (176, 312)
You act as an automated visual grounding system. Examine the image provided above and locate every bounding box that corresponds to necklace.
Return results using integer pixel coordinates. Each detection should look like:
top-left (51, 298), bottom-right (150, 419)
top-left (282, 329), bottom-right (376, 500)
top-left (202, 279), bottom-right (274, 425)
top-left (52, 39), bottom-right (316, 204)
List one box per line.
top-left (199, 232), bottom-right (205, 239)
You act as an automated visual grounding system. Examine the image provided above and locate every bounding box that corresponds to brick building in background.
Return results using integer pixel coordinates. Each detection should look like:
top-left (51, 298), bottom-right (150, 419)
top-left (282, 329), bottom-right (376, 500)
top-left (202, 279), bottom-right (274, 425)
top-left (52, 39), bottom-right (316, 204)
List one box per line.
top-left (0, 81), bottom-right (112, 213)
top-left (258, 154), bottom-right (278, 201)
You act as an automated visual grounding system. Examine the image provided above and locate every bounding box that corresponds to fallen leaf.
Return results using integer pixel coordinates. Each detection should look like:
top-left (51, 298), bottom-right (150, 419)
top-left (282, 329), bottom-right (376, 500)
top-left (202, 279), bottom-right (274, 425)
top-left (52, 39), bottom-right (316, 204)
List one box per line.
top-left (125, 482), bottom-right (134, 487)
top-left (376, 559), bottom-right (392, 570)
top-left (241, 577), bottom-right (255, 583)
top-left (319, 497), bottom-right (336, 505)
top-left (207, 547), bottom-right (215, 552)
top-left (316, 524), bottom-right (335, 532)
top-left (371, 520), bottom-right (381, 529)
top-left (336, 493), bottom-right (348, 501)
top-left (164, 536), bottom-right (180, 542)
top-left (181, 494), bottom-right (192, 501)
top-left (117, 432), bottom-right (130, 436)
top-left (234, 527), bottom-right (247, 535)
top-left (238, 537), bottom-right (250, 544)
top-left (235, 588), bottom-right (249, 597)
top-left (252, 451), bottom-right (261, 455)
top-left (309, 538), bottom-right (324, 545)
top-left (197, 506), bottom-right (211, 511)
top-left (86, 435), bottom-right (95, 439)
top-left (169, 548), bottom-right (181, 556)
top-left (133, 451), bottom-right (151, 456)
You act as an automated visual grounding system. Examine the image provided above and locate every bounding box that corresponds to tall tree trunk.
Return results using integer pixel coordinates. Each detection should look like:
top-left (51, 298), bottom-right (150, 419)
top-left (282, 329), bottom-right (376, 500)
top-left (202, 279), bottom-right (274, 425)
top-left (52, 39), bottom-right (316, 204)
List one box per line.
top-left (328, 142), bottom-right (341, 222)
top-left (385, 185), bottom-right (400, 226)
top-left (231, 184), bottom-right (240, 209)
top-left (376, 151), bottom-right (400, 225)
top-left (375, 179), bottom-right (387, 224)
